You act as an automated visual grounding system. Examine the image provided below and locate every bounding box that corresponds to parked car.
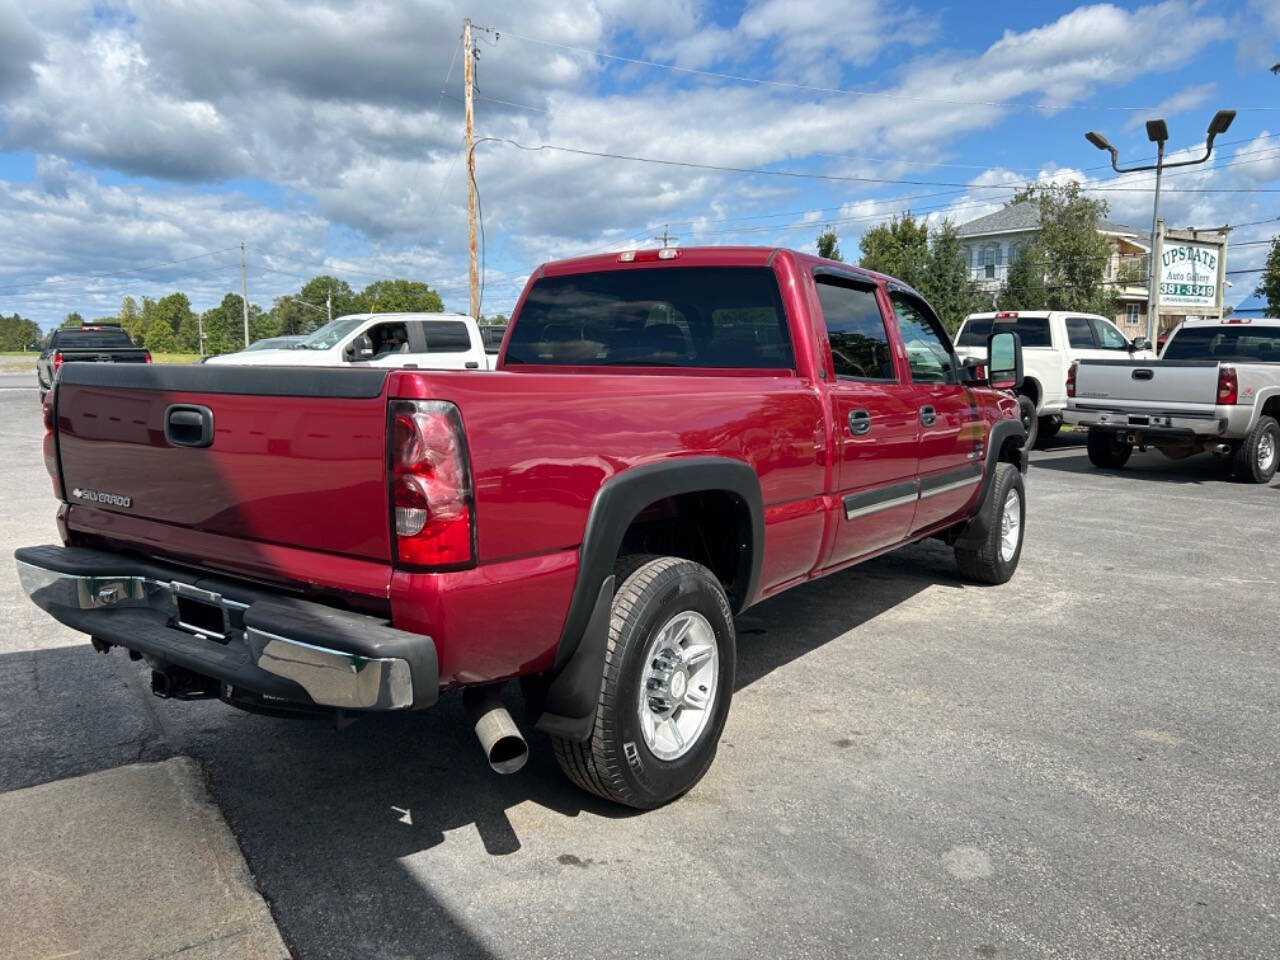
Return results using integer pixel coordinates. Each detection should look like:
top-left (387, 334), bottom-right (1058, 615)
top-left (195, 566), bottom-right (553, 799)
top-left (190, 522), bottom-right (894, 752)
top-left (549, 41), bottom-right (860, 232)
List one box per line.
top-left (954, 311), bottom-right (1156, 448)
top-left (203, 312), bottom-right (487, 371)
top-left (36, 323), bottom-right (150, 400)
top-left (17, 247), bottom-right (1028, 809)
top-left (242, 334), bottom-right (305, 352)
top-left (478, 324), bottom-right (507, 370)
top-left (1063, 317), bottom-right (1280, 483)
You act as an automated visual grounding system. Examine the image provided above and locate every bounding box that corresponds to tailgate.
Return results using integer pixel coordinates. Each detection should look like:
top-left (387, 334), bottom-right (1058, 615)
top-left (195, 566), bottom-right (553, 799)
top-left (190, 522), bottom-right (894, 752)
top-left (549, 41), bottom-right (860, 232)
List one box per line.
top-left (55, 364), bottom-right (393, 562)
top-left (1074, 360), bottom-right (1220, 407)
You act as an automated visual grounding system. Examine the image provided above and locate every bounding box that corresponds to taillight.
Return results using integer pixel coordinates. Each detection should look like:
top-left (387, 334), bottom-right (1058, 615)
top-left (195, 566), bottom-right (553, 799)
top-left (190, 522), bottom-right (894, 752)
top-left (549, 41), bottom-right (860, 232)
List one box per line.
top-left (144, 351), bottom-right (153, 363)
top-left (1217, 366), bottom-right (1238, 405)
top-left (1066, 361), bottom-right (1077, 398)
top-left (52, 351), bottom-right (64, 374)
top-left (41, 388), bottom-right (59, 492)
top-left (389, 400), bottom-right (474, 568)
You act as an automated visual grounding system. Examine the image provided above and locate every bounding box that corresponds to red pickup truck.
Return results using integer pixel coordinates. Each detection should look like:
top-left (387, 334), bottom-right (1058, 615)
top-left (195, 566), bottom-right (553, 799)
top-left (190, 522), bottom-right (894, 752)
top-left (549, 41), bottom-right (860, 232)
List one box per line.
top-left (18, 247), bottom-right (1027, 808)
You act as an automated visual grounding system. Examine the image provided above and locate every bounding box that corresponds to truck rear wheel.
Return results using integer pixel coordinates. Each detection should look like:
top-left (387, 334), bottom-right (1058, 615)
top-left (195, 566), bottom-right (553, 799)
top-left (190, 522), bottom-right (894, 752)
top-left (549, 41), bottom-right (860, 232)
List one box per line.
top-left (1037, 416), bottom-right (1062, 443)
top-left (1086, 429), bottom-right (1132, 469)
top-left (551, 555), bottom-right (735, 809)
top-left (954, 463), bottom-right (1025, 585)
top-left (1232, 415), bottom-right (1278, 484)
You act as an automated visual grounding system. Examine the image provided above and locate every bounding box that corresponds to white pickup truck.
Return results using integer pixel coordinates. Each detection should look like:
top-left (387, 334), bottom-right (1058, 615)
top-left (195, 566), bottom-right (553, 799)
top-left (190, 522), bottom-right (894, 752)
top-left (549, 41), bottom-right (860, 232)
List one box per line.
top-left (206, 312), bottom-right (488, 370)
top-left (955, 311), bottom-right (1156, 448)
top-left (1063, 317), bottom-right (1280, 483)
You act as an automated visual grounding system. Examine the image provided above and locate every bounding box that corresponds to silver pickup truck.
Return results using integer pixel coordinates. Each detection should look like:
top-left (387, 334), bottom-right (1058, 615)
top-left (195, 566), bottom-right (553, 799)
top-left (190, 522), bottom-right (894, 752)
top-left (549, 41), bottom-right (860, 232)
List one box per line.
top-left (1063, 317), bottom-right (1280, 483)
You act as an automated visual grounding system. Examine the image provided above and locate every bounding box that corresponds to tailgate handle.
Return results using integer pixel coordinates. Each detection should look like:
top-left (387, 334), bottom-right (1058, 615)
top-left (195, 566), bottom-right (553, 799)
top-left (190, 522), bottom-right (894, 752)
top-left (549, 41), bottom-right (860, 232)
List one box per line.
top-left (1132, 369), bottom-right (1154, 381)
top-left (165, 405), bottom-right (214, 448)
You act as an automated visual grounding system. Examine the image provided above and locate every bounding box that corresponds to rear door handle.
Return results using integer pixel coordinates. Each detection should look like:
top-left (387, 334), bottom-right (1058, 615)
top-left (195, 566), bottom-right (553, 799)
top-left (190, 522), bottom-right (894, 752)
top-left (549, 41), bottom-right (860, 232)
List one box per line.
top-left (848, 409), bottom-right (872, 436)
top-left (1132, 368), bottom-right (1154, 380)
top-left (165, 404), bottom-right (214, 448)
top-left (920, 405), bottom-right (937, 428)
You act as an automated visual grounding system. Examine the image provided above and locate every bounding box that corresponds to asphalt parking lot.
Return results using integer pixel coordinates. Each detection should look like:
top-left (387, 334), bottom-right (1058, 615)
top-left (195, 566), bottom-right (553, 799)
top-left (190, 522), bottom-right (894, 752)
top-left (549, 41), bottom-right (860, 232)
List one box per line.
top-left (2, 370), bottom-right (1278, 960)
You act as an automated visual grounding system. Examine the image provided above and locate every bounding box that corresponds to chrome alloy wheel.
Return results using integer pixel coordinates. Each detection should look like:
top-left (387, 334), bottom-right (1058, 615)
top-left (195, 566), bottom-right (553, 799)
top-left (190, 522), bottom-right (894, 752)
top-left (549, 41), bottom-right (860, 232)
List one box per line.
top-left (999, 487), bottom-right (1022, 563)
top-left (1258, 430), bottom-right (1276, 474)
top-left (637, 610), bottom-right (719, 761)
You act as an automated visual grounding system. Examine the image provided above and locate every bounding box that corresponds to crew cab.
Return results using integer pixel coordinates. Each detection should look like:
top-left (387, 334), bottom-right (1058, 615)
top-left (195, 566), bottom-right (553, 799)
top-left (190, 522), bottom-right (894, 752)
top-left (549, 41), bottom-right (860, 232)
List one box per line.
top-left (204, 312), bottom-right (487, 371)
top-left (1064, 317), bottom-right (1280, 483)
top-left (16, 247), bottom-right (1027, 809)
top-left (37, 324), bottom-right (150, 399)
top-left (955, 311), bottom-right (1156, 448)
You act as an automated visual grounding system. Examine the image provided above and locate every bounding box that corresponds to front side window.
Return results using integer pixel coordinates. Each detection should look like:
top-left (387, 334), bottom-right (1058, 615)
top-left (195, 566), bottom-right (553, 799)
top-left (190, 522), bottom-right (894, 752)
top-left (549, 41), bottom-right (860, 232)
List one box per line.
top-left (1090, 318), bottom-right (1128, 350)
top-left (891, 293), bottom-right (957, 384)
top-left (366, 321), bottom-right (410, 357)
top-left (1064, 316), bottom-right (1096, 349)
top-left (505, 267), bottom-right (794, 369)
top-left (815, 277), bottom-right (895, 381)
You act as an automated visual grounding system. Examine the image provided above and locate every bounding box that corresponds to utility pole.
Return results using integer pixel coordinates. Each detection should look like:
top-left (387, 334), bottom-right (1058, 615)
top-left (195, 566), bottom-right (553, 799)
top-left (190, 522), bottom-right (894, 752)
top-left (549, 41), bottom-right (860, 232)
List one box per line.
top-left (326, 283), bottom-right (332, 324)
top-left (464, 18), bottom-right (480, 320)
top-left (239, 240), bottom-right (250, 348)
top-left (654, 225), bottom-right (677, 248)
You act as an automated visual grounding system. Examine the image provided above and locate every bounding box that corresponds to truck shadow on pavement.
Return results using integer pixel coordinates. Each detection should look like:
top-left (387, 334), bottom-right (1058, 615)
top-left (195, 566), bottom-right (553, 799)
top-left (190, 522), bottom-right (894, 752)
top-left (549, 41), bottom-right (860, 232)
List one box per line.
top-left (0, 539), bottom-right (970, 960)
top-left (1031, 447), bottom-right (1246, 486)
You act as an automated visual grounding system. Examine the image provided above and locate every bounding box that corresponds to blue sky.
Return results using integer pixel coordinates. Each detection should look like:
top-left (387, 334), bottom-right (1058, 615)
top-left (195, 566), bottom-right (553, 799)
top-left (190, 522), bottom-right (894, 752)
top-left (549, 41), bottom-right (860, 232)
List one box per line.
top-left (0, 0), bottom-right (1277, 330)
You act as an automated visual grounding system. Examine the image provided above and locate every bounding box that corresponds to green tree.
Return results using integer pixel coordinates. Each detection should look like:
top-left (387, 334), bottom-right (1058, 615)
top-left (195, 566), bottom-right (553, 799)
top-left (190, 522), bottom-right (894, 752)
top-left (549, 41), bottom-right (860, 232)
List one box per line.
top-left (141, 315), bottom-right (175, 352)
top-left (119, 296), bottom-right (143, 342)
top-left (922, 220), bottom-right (987, 334)
top-left (199, 293), bottom-right (269, 355)
top-left (0, 313), bottom-right (42, 351)
top-left (1255, 235), bottom-right (1280, 315)
top-left (358, 279), bottom-right (444, 313)
top-left (997, 244), bottom-right (1050, 311)
top-left (816, 226), bottom-right (843, 262)
top-left (61, 312), bottom-right (85, 327)
top-left (1008, 182), bottom-right (1115, 315)
top-left (858, 214), bottom-right (930, 290)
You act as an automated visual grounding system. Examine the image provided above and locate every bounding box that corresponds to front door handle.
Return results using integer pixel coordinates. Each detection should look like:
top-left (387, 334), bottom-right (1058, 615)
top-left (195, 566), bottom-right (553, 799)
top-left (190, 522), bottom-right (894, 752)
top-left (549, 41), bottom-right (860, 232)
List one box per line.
top-left (920, 405), bottom-right (937, 428)
top-left (848, 409), bottom-right (872, 436)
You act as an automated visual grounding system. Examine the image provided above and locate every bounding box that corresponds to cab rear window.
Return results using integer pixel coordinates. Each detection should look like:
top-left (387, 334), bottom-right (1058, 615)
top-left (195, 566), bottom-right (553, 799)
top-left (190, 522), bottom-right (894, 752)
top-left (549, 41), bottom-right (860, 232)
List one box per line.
top-left (50, 328), bottom-right (135, 350)
top-left (1163, 326), bottom-right (1280, 362)
top-left (505, 267), bottom-right (794, 369)
top-left (957, 316), bottom-right (1051, 348)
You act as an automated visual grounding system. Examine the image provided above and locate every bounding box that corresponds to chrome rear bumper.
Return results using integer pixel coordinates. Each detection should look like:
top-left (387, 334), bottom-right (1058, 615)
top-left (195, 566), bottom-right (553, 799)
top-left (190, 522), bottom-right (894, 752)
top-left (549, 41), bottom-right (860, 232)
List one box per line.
top-left (15, 546), bottom-right (436, 712)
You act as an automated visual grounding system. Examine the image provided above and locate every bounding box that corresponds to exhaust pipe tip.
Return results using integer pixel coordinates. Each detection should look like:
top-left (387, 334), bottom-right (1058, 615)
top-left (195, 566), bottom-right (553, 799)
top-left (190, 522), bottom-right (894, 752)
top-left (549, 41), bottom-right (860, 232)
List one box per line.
top-left (464, 685), bottom-right (529, 775)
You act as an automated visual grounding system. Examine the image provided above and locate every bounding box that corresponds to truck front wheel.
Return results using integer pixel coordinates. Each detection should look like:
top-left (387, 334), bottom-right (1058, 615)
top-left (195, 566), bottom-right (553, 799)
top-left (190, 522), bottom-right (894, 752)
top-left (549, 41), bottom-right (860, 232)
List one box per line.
top-left (1017, 395), bottom-right (1039, 449)
top-left (1086, 429), bottom-right (1133, 469)
top-left (1232, 415), bottom-right (1278, 484)
top-left (551, 555), bottom-right (736, 809)
top-left (954, 463), bottom-right (1025, 585)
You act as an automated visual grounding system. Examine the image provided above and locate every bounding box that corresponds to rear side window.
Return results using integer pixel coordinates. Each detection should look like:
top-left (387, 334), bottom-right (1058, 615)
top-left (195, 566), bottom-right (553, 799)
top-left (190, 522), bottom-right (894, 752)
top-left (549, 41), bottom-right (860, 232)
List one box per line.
top-left (1065, 316), bottom-right (1096, 348)
top-left (50, 328), bottom-right (135, 350)
top-left (814, 277), bottom-right (895, 381)
top-left (505, 267), bottom-right (794, 369)
top-left (956, 316), bottom-right (1051, 348)
top-left (420, 321), bottom-right (473, 353)
top-left (1163, 326), bottom-right (1280, 362)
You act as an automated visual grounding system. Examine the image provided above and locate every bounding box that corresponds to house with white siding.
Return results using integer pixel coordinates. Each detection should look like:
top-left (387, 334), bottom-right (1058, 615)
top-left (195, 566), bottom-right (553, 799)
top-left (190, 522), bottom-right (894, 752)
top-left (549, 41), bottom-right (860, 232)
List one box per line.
top-left (956, 201), bottom-right (1151, 334)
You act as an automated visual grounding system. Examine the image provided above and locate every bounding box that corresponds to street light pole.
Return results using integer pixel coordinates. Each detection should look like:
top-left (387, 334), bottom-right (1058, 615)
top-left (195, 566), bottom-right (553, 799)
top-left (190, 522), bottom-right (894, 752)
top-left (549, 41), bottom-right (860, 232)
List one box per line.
top-left (1085, 109), bottom-right (1235, 347)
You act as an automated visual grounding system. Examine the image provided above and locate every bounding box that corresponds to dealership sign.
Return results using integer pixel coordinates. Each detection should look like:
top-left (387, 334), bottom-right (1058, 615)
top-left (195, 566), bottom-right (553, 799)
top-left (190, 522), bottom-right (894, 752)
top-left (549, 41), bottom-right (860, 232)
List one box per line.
top-left (1157, 238), bottom-right (1224, 312)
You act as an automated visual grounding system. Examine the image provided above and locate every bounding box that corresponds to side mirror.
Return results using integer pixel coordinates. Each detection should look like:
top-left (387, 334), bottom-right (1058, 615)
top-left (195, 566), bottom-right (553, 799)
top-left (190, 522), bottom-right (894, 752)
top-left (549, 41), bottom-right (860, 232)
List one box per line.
top-left (1130, 337), bottom-right (1151, 352)
top-left (345, 334), bottom-right (375, 361)
top-left (988, 330), bottom-right (1023, 390)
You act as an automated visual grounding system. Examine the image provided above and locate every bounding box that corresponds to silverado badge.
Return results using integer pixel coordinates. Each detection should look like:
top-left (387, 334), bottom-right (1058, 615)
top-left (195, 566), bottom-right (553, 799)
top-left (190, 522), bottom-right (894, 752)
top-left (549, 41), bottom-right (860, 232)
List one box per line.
top-left (72, 487), bottom-right (133, 508)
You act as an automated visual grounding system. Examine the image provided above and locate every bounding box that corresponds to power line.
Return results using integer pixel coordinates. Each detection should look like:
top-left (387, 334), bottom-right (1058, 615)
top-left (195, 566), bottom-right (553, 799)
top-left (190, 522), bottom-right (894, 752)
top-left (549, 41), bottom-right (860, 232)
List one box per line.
top-left (495, 29), bottom-right (1280, 113)
top-left (473, 136), bottom-right (1280, 194)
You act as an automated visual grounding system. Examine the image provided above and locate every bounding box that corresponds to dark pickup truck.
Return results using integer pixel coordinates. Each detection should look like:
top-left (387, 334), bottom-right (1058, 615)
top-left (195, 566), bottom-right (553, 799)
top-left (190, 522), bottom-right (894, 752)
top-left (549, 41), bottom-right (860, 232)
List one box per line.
top-left (37, 325), bottom-right (151, 399)
top-left (17, 246), bottom-right (1028, 808)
